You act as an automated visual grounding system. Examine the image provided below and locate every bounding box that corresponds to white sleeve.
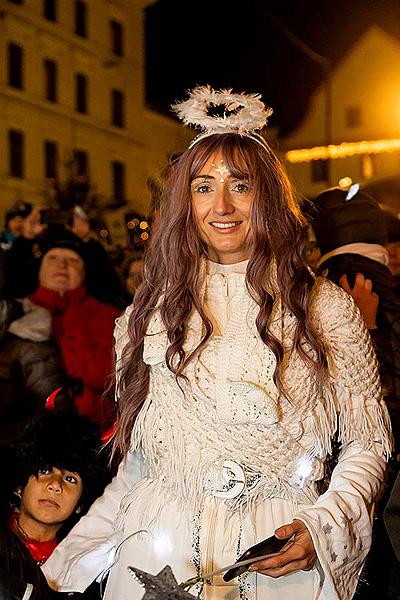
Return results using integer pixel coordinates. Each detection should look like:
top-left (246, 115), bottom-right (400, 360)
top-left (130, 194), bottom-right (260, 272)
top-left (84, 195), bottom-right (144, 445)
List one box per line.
top-left (41, 450), bottom-right (143, 593)
top-left (295, 442), bottom-right (386, 600)
top-left (294, 280), bottom-right (392, 599)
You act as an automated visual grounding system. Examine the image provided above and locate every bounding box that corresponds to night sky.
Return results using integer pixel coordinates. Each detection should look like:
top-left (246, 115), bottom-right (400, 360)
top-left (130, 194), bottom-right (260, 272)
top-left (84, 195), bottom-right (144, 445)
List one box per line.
top-left (145, 0), bottom-right (400, 137)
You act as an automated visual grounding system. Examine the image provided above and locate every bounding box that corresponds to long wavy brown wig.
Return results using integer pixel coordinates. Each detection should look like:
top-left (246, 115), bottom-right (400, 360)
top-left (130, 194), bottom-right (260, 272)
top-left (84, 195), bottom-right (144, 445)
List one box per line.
top-left (113, 133), bottom-right (328, 458)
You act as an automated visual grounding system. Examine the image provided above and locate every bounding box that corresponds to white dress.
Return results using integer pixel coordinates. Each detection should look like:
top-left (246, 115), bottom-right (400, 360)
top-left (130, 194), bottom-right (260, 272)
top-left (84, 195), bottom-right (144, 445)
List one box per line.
top-left (42, 260), bottom-right (391, 600)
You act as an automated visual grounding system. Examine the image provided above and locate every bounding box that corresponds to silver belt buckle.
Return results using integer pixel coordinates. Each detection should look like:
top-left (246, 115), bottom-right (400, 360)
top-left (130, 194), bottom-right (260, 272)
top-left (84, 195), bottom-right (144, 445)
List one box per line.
top-left (211, 460), bottom-right (246, 499)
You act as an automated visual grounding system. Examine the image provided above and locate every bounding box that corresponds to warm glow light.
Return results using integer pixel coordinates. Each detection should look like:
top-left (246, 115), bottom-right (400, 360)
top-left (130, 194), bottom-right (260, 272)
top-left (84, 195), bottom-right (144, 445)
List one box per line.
top-left (338, 176), bottom-right (352, 188)
top-left (99, 229), bottom-right (109, 237)
top-left (127, 220), bottom-right (135, 229)
top-left (141, 232), bottom-right (149, 240)
top-left (139, 221), bottom-right (148, 230)
top-left (285, 138), bottom-right (400, 163)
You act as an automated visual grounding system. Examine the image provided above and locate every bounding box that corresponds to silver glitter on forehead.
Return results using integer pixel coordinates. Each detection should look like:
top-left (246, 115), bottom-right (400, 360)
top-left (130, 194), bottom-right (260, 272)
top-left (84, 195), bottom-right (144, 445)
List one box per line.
top-left (211, 160), bottom-right (229, 183)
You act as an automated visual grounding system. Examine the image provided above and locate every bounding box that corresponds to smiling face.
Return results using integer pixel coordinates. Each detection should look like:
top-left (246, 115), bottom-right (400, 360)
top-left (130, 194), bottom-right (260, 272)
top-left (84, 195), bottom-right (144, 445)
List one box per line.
top-left (39, 247), bottom-right (85, 294)
top-left (190, 150), bottom-right (253, 264)
top-left (18, 467), bottom-right (83, 541)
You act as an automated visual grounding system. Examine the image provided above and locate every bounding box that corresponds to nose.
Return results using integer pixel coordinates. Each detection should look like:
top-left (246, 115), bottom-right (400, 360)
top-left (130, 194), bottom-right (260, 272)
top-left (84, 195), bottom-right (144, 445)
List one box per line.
top-left (53, 256), bottom-right (68, 269)
top-left (47, 474), bottom-right (63, 493)
top-left (213, 186), bottom-right (234, 216)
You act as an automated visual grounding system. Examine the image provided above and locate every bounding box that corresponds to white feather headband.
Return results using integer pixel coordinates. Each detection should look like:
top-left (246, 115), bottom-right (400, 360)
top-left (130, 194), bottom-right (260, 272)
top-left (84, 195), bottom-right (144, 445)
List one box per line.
top-left (171, 85), bottom-right (273, 149)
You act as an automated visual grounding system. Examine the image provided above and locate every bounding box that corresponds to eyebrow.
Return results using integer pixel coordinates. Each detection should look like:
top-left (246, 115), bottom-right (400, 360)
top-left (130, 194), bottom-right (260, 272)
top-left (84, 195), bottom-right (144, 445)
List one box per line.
top-left (191, 174), bottom-right (214, 181)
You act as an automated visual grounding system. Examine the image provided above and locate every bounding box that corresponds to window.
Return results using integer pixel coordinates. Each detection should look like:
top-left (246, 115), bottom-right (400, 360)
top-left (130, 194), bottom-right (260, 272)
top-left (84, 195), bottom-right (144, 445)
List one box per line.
top-left (111, 89), bottom-right (125, 127)
top-left (43, 0), bottom-right (57, 21)
top-left (112, 161), bottom-right (125, 203)
top-left (74, 150), bottom-right (88, 176)
top-left (8, 129), bottom-right (24, 178)
top-left (43, 59), bottom-right (57, 102)
top-left (346, 106), bottom-right (362, 128)
top-left (75, 0), bottom-right (87, 37)
top-left (75, 73), bottom-right (88, 113)
top-left (44, 141), bottom-right (58, 179)
top-left (110, 20), bottom-right (124, 56)
top-left (311, 159), bottom-right (329, 183)
top-left (8, 43), bottom-right (24, 89)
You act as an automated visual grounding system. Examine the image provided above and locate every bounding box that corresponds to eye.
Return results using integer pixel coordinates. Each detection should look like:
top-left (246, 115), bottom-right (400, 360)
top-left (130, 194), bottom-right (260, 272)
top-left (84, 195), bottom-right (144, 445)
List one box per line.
top-left (38, 467), bottom-right (52, 476)
top-left (192, 181), bottom-right (213, 194)
top-left (65, 475), bottom-right (78, 484)
top-left (231, 181), bottom-right (250, 194)
top-left (64, 472), bottom-right (80, 485)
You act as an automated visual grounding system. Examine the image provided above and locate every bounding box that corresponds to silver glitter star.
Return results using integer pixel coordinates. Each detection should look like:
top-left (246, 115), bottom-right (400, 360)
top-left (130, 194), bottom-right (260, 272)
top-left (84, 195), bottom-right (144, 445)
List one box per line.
top-left (322, 522), bottom-right (333, 534)
top-left (127, 565), bottom-right (195, 599)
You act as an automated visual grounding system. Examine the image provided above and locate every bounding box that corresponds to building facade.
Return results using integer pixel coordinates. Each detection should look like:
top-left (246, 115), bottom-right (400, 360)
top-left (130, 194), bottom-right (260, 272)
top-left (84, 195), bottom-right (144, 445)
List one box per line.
top-left (0, 0), bottom-right (191, 242)
top-left (281, 26), bottom-right (400, 201)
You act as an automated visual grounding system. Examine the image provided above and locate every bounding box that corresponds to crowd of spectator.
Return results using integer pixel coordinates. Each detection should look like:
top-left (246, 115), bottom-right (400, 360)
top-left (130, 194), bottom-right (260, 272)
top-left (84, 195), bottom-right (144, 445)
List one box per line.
top-left (0, 183), bottom-right (400, 599)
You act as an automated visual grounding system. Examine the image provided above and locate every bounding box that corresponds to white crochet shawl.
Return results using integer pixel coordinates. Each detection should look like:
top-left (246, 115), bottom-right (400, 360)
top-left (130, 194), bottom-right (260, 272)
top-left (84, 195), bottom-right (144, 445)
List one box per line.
top-left (114, 261), bottom-right (392, 516)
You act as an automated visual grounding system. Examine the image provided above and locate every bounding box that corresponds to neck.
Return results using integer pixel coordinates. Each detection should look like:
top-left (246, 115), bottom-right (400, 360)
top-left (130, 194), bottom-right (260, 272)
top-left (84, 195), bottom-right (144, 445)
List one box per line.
top-left (17, 512), bottom-right (59, 542)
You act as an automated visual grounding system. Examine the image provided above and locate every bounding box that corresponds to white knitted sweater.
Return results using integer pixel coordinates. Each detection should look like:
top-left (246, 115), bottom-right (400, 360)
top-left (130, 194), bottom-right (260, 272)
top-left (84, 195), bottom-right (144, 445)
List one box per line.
top-left (115, 261), bottom-right (391, 518)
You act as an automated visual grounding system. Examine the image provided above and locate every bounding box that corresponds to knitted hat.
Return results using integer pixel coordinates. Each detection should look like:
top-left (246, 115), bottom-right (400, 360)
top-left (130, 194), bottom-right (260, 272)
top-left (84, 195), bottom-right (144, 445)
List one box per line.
top-left (35, 226), bottom-right (87, 263)
top-left (309, 185), bottom-right (387, 256)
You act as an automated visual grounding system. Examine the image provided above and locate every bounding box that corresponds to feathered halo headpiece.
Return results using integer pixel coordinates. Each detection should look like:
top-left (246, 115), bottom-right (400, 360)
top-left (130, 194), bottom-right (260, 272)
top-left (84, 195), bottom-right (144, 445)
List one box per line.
top-left (171, 85), bottom-right (273, 149)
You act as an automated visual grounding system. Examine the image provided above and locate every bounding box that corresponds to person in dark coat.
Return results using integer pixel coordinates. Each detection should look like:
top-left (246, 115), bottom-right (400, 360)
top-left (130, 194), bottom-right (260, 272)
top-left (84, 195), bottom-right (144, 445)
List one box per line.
top-left (0, 410), bottom-right (110, 599)
top-left (1, 206), bottom-right (46, 299)
top-left (307, 183), bottom-right (400, 600)
top-left (308, 184), bottom-right (400, 450)
top-left (0, 296), bottom-right (73, 448)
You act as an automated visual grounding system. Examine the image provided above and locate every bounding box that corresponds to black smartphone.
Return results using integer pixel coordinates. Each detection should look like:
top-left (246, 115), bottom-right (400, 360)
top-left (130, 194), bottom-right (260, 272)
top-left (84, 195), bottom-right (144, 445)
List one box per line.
top-left (223, 535), bottom-right (287, 581)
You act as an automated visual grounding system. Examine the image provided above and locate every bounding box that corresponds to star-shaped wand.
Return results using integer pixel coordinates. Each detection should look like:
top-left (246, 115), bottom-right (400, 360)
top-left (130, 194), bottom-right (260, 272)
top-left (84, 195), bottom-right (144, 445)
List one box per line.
top-left (127, 565), bottom-right (197, 599)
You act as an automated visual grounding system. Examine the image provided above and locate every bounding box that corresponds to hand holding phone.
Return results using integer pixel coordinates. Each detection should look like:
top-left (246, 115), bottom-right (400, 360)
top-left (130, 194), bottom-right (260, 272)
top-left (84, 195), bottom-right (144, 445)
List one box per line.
top-left (223, 535), bottom-right (287, 581)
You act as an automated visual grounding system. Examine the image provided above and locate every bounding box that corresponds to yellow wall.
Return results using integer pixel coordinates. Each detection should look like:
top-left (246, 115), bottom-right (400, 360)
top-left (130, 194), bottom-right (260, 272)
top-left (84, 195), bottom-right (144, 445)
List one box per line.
top-left (0, 0), bottom-right (192, 242)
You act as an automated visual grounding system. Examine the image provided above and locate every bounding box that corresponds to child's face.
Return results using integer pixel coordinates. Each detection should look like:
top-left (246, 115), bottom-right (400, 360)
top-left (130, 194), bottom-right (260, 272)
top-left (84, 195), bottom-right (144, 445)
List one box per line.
top-left (19, 467), bottom-right (83, 535)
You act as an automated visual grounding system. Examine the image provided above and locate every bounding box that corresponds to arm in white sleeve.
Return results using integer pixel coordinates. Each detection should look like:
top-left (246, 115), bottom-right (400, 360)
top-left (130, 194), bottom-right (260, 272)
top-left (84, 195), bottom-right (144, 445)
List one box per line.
top-left (294, 279), bottom-right (392, 599)
top-left (296, 441), bottom-right (386, 600)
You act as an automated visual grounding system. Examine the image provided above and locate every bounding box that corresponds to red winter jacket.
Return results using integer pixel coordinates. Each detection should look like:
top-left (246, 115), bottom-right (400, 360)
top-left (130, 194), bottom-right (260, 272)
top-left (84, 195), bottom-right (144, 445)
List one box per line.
top-left (29, 286), bottom-right (120, 431)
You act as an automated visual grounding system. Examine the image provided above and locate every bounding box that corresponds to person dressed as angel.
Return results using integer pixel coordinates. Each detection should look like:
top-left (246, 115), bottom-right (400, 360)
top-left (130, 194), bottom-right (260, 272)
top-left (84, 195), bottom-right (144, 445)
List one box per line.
top-left (42, 86), bottom-right (393, 600)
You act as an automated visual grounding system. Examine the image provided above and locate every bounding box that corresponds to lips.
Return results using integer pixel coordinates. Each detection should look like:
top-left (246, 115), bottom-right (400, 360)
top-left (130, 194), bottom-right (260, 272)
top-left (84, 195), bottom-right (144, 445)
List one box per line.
top-left (39, 499), bottom-right (59, 508)
top-left (210, 221), bottom-right (242, 229)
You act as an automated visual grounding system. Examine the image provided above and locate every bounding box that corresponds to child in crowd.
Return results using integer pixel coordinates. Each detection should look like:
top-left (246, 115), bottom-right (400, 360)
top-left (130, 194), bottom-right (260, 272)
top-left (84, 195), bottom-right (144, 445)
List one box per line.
top-left (0, 409), bottom-right (109, 599)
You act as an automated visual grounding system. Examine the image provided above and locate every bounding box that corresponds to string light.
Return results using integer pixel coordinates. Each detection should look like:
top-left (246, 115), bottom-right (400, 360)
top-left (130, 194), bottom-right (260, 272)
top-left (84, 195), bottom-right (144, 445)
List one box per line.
top-left (338, 176), bottom-right (352, 188)
top-left (285, 138), bottom-right (400, 163)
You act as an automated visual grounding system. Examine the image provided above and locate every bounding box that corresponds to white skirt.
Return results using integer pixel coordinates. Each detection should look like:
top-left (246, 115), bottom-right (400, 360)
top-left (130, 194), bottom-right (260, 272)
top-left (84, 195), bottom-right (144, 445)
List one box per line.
top-left (103, 489), bottom-right (322, 600)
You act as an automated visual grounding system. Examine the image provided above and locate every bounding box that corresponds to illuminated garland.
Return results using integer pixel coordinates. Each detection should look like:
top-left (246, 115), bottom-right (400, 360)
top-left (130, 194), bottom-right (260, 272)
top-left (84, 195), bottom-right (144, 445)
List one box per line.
top-left (285, 138), bottom-right (400, 163)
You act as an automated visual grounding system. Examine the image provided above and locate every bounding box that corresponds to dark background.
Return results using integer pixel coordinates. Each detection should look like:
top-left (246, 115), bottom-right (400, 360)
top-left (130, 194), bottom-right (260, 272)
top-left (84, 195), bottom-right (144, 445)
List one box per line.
top-left (145, 0), bottom-right (400, 137)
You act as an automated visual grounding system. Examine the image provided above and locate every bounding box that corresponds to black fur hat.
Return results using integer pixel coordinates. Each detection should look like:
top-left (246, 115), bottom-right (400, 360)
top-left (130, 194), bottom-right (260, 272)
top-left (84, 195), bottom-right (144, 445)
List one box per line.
top-left (309, 185), bottom-right (387, 256)
top-left (13, 411), bottom-right (107, 517)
